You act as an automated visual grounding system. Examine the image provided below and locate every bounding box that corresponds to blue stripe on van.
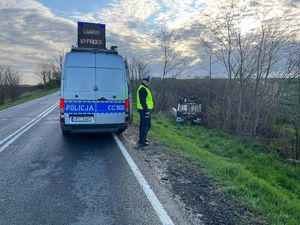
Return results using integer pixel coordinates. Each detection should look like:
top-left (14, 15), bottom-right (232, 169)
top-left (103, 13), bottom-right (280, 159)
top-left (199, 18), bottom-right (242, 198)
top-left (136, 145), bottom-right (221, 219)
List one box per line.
top-left (64, 101), bottom-right (125, 114)
top-left (96, 102), bottom-right (125, 113)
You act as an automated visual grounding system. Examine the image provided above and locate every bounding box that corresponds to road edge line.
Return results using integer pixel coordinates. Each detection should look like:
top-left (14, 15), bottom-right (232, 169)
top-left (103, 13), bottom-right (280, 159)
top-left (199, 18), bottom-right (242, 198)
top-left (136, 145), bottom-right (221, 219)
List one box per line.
top-left (113, 133), bottom-right (174, 225)
top-left (0, 102), bottom-right (58, 146)
top-left (0, 103), bottom-right (58, 153)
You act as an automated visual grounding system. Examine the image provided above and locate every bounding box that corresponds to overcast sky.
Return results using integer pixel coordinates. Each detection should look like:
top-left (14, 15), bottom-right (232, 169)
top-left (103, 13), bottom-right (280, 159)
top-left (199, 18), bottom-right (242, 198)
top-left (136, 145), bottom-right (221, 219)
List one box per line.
top-left (0, 0), bottom-right (299, 84)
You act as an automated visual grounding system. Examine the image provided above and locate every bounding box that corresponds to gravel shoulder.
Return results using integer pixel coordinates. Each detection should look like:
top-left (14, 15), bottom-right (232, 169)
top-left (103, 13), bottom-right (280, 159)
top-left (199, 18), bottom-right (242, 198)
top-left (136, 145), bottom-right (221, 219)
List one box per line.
top-left (122, 124), bottom-right (259, 225)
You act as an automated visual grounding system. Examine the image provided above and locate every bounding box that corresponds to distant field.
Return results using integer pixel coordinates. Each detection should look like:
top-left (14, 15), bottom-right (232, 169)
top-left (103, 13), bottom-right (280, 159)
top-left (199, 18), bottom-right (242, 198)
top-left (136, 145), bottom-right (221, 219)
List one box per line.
top-left (133, 111), bottom-right (300, 225)
top-left (0, 87), bottom-right (59, 111)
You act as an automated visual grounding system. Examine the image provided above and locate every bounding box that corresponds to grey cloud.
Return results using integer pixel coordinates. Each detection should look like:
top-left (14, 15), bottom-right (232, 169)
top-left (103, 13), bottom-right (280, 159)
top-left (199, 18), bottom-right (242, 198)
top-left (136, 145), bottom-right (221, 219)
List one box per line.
top-left (0, 3), bottom-right (76, 84)
top-left (127, 21), bottom-right (140, 29)
top-left (288, 0), bottom-right (300, 7)
top-left (1, 0), bottom-right (299, 84)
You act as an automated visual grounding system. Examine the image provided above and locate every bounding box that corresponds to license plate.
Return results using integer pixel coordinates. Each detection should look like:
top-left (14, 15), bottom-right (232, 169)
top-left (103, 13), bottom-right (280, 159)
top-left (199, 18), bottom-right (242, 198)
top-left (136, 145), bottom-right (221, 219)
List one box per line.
top-left (71, 116), bottom-right (93, 122)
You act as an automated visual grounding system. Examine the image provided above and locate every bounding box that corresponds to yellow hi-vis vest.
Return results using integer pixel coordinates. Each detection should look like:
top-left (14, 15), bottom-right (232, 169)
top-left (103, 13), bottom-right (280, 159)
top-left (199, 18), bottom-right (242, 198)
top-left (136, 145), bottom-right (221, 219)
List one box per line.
top-left (137, 84), bottom-right (153, 110)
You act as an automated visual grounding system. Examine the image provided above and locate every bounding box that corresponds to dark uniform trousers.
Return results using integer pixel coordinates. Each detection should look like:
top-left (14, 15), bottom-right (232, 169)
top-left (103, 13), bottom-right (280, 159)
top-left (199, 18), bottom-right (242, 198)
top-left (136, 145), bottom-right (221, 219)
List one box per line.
top-left (139, 110), bottom-right (151, 144)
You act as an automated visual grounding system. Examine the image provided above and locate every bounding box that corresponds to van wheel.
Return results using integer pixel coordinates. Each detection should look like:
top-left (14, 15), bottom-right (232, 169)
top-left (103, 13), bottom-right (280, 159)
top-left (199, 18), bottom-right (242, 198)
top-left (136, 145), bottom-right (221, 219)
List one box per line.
top-left (62, 130), bottom-right (70, 136)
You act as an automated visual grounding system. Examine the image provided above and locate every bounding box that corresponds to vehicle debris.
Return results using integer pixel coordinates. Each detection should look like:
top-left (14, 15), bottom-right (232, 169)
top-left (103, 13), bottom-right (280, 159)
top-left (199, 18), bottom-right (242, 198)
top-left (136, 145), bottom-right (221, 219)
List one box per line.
top-left (171, 98), bottom-right (202, 124)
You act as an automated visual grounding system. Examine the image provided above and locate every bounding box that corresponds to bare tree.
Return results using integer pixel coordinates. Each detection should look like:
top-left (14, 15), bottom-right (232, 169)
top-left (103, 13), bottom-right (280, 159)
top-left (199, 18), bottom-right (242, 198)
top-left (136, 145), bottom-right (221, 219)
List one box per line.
top-left (159, 23), bottom-right (188, 79)
top-left (0, 66), bottom-right (6, 104)
top-left (54, 49), bottom-right (66, 82)
top-left (293, 49), bottom-right (300, 159)
top-left (55, 50), bottom-right (66, 73)
top-left (5, 66), bottom-right (21, 101)
top-left (0, 66), bottom-right (21, 103)
top-left (196, 0), bottom-right (299, 139)
top-left (37, 60), bottom-right (59, 87)
top-left (297, 68), bottom-right (300, 159)
top-left (128, 57), bottom-right (151, 81)
top-left (37, 61), bottom-right (50, 86)
top-left (36, 50), bottom-right (66, 87)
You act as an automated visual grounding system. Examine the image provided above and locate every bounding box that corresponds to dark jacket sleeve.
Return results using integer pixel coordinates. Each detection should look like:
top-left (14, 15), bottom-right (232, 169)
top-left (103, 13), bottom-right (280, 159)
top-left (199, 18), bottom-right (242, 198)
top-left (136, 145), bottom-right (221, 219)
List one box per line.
top-left (138, 87), bottom-right (148, 112)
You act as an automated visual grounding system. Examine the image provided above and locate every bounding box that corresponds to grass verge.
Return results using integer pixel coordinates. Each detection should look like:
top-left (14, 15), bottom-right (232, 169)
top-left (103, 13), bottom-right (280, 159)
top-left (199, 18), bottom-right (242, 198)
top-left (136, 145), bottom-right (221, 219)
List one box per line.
top-left (0, 87), bottom-right (59, 111)
top-left (134, 111), bottom-right (300, 225)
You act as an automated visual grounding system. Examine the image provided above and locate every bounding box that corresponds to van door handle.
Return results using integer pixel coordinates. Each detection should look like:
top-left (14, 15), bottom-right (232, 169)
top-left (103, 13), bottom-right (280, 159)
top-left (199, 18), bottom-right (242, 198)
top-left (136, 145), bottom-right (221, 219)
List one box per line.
top-left (93, 85), bottom-right (98, 91)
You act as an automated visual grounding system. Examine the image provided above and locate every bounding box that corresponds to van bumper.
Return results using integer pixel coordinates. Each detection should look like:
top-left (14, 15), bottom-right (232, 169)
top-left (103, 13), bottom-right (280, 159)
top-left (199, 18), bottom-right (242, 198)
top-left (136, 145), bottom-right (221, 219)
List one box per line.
top-left (61, 123), bottom-right (128, 133)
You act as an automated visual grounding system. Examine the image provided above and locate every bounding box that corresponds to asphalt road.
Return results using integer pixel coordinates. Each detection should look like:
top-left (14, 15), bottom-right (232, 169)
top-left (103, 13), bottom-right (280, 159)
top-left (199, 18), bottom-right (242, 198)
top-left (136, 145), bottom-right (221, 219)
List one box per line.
top-left (0, 92), bottom-right (180, 225)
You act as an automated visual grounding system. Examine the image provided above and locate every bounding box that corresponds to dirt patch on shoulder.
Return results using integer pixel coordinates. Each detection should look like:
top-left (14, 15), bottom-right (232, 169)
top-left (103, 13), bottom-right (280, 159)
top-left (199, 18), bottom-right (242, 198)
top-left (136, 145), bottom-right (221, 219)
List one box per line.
top-left (124, 125), bottom-right (260, 225)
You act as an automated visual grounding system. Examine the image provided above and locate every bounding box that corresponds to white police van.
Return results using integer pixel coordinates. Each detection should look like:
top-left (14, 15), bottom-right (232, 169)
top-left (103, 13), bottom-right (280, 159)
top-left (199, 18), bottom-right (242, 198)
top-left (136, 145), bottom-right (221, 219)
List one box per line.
top-left (60, 47), bottom-right (132, 135)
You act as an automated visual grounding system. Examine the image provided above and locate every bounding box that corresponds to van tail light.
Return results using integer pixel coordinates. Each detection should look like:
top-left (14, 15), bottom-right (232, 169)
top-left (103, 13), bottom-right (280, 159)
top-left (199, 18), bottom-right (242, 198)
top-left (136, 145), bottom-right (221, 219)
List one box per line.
top-left (125, 99), bottom-right (129, 113)
top-left (60, 98), bottom-right (64, 114)
top-left (60, 120), bottom-right (65, 125)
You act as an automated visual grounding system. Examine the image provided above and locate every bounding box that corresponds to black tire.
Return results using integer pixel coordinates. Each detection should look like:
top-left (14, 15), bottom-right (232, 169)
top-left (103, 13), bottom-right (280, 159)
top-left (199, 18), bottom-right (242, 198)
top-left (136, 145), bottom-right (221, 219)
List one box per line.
top-left (62, 130), bottom-right (70, 136)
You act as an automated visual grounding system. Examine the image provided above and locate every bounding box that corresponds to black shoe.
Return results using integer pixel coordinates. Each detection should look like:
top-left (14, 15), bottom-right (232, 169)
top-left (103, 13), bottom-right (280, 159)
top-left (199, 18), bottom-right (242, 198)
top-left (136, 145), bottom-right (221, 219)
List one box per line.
top-left (135, 143), bottom-right (143, 149)
top-left (135, 142), bottom-right (148, 149)
top-left (138, 139), bottom-right (149, 145)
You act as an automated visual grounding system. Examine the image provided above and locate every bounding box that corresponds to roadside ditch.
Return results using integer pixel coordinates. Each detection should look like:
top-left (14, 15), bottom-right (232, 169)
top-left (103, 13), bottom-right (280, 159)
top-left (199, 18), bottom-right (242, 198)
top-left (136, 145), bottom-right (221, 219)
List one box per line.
top-left (124, 124), bottom-right (260, 225)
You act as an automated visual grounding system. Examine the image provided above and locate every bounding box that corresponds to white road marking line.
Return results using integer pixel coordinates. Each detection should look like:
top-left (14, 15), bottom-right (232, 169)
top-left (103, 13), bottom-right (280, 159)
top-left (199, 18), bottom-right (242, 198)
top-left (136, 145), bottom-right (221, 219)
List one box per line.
top-left (113, 134), bottom-right (174, 225)
top-left (0, 103), bottom-right (57, 146)
top-left (0, 103), bottom-right (58, 153)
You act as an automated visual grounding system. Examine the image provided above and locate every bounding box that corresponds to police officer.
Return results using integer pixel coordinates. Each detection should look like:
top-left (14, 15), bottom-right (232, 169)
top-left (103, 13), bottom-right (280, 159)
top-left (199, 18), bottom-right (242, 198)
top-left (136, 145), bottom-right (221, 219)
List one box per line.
top-left (136, 76), bottom-right (153, 148)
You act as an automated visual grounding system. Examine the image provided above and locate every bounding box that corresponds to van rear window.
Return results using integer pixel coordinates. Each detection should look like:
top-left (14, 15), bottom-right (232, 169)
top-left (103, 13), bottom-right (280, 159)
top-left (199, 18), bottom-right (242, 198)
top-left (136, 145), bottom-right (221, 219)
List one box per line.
top-left (96, 68), bottom-right (124, 89)
top-left (66, 67), bottom-right (94, 92)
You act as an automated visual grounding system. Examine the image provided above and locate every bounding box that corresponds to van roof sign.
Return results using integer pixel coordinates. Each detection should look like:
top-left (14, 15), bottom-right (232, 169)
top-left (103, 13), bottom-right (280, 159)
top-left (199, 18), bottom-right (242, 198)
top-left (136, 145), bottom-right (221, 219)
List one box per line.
top-left (77, 22), bottom-right (106, 49)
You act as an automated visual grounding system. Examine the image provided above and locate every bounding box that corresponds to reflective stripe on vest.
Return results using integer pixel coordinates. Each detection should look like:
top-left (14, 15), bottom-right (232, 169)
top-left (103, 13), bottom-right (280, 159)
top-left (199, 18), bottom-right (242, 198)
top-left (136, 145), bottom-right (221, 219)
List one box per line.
top-left (136, 84), bottom-right (153, 110)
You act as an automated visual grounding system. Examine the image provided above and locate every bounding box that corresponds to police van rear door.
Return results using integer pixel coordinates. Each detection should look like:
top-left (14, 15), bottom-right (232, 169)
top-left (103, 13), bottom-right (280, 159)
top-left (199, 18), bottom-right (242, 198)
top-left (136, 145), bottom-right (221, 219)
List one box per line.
top-left (65, 67), bottom-right (95, 100)
top-left (95, 68), bottom-right (125, 100)
top-left (94, 54), bottom-right (126, 124)
top-left (63, 52), bottom-right (96, 124)
top-left (94, 68), bottom-right (126, 124)
top-left (64, 53), bottom-right (95, 100)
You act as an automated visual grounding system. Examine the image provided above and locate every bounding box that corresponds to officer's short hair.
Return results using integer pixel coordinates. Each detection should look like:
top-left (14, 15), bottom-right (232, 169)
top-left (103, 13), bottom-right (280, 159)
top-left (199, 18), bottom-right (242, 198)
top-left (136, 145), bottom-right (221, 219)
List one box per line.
top-left (142, 76), bottom-right (151, 82)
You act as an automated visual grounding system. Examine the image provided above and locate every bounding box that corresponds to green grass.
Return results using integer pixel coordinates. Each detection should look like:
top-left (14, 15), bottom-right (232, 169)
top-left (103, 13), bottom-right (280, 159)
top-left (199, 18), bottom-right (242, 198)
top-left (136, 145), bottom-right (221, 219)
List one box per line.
top-left (0, 87), bottom-right (59, 111)
top-left (134, 111), bottom-right (300, 225)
